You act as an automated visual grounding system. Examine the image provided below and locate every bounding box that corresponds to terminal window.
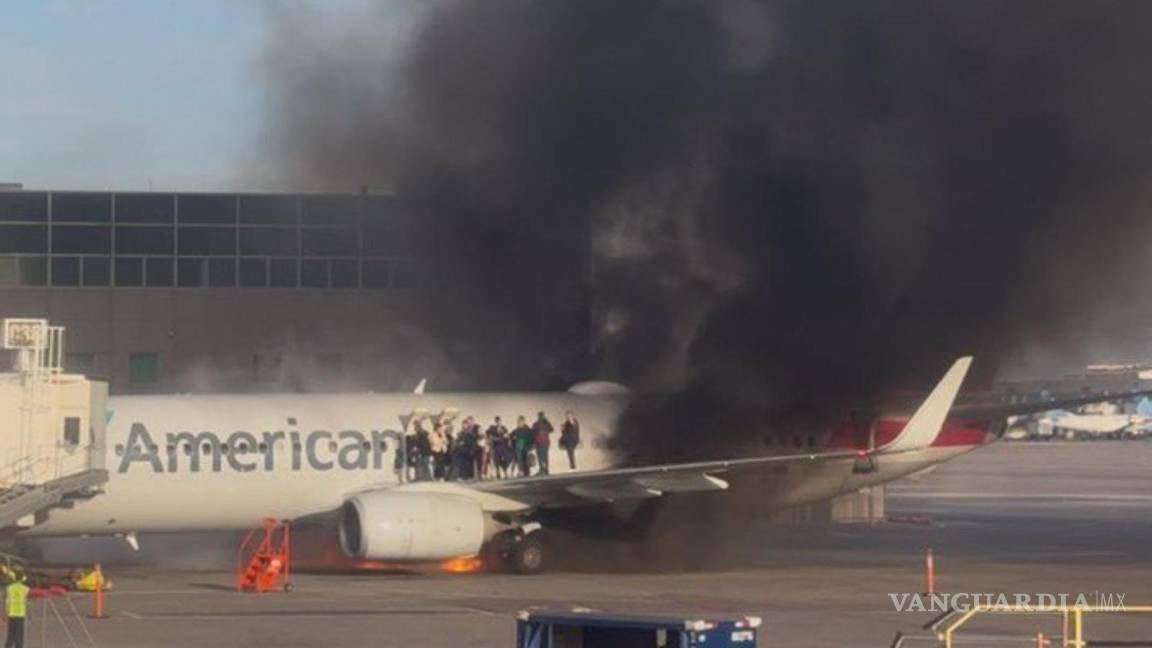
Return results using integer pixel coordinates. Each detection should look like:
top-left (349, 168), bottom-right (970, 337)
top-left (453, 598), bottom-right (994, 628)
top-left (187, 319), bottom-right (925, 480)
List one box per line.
top-left (115, 258), bottom-right (144, 287)
top-left (18, 258), bottom-right (47, 286)
top-left (82, 257), bottom-right (111, 286)
top-left (145, 258), bottom-right (174, 287)
top-left (0, 192), bottom-right (47, 221)
top-left (51, 257), bottom-right (80, 286)
top-left (208, 258), bottom-right (236, 287)
top-left (129, 353), bottom-right (159, 385)
top-left (52, 192), bottom-right (112, 223)
top-left (0, 191), bottom-right (413, 291)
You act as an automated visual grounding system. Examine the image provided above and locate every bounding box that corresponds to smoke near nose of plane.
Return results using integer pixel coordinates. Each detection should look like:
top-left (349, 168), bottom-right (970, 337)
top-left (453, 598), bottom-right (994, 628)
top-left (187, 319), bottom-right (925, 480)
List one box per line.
top-left (260, 1), bottom-right (1152, 463)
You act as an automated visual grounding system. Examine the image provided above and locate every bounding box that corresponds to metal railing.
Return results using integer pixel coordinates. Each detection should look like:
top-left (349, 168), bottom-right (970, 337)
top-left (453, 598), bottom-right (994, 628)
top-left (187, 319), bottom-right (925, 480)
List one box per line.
top-left (0, 455), bottom-right (55, 489)
top-left (930, 605), bottom-right (1152, 648)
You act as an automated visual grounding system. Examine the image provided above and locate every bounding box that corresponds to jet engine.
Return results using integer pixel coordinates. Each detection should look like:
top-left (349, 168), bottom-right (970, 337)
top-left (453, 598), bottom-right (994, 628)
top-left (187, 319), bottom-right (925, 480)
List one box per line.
top-left (338, 491), bottom-right (485, 561)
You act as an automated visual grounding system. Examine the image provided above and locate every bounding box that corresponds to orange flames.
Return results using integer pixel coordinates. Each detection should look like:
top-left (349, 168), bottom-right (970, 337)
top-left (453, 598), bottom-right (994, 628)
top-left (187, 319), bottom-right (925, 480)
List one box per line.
top-left (439, 557), bottom-right (483, 573)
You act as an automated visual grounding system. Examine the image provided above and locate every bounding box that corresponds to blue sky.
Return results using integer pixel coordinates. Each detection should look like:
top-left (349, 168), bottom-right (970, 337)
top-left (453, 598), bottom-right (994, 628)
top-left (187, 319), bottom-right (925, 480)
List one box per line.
top-left (0, 1), bottom-right (266, 191)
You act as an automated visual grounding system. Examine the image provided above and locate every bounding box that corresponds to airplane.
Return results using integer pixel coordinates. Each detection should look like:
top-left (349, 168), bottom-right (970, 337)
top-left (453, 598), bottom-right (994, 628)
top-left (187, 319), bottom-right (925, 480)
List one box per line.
top-left (12, 356), bottom-right (1144, 574)
top-left (1034, 404), bottom-right (1150, 441)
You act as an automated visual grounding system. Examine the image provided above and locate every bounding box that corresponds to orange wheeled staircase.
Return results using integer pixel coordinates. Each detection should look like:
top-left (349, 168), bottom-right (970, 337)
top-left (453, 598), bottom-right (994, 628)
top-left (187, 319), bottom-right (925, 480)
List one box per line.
top-left (236, 518), bottom-right (292, 593)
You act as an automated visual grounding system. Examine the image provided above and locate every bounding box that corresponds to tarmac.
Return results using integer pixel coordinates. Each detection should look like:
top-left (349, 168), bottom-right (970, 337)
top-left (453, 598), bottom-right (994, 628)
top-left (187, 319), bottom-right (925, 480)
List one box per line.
top-left (17, 441), bottom-right (1152, 647)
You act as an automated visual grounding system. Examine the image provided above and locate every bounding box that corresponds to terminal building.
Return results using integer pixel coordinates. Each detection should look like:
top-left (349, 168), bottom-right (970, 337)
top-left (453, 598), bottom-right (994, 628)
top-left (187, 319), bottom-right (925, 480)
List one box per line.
top-left (0, 188), bottom-right (588, 394)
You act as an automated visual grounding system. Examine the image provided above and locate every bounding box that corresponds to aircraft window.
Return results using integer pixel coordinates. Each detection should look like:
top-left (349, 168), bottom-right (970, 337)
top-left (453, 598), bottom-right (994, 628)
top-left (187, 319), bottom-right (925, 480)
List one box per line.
top-left (361, 441), bottom-right (371, 451)
top-left (237, 442), bottom-right (250, 453)
top-left (793, 436), bottom-right (802, 448)
top-left (201, 443), bottom-right (213, 455)
top-left (328, 441), bottom-right (338, 453)
top-left (147, 444), bottom-right (158, 454)
top-left (183, 443), bottom-right (192, 455)
top-left (292, 442), bottom-right (302, 451)
top-left (165, 445), bottom-right (175, 454)
top-left (220, 444), bottom-right (230, 454)
top-left (114, 444), bottom-right (124, 455)
top-left (807, 435), bottom-right (817, 448)
top-left (258, 443), bottom-right (268, 453)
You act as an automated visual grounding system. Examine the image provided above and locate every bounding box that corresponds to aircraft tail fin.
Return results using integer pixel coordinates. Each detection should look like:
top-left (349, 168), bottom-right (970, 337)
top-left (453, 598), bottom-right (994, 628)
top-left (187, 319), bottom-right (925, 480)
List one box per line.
top-left (880, 356), bottom-right (973, 453)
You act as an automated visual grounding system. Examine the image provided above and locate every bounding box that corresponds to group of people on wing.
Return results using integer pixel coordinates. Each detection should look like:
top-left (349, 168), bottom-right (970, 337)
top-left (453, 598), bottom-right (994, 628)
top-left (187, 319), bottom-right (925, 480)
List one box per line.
top-left (400, 411), bottom-right (580, 481)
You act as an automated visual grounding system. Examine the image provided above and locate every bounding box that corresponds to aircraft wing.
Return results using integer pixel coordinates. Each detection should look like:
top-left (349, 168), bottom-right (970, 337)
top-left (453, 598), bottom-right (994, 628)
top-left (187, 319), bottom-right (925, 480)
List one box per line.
top-left (470, 449), bottom-right (862, 507)
top-left (467, 357), bottom-right (972, 509)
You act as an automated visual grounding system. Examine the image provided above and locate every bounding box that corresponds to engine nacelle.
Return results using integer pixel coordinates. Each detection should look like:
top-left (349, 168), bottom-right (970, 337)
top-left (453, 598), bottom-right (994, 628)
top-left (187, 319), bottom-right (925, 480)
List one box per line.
top-left (338, 491), bottom-right (485, 561)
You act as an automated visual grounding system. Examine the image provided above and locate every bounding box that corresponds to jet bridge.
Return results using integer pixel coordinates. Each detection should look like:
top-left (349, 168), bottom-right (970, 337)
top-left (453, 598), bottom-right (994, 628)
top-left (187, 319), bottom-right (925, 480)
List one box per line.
top-left (0, 319), bottom-right (108, 532)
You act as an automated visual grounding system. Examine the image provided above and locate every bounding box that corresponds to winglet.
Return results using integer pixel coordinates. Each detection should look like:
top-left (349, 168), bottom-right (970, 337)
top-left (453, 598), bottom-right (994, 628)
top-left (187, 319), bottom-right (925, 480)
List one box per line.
top-left (880, 356), bottom-right (973, 453)
top-left (413, 378), bottom-right (427, 395)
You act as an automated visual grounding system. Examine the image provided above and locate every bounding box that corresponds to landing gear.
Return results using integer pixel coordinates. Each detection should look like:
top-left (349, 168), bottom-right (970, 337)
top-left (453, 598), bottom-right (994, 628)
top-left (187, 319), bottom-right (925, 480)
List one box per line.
top-left (508, 532), bottom-right (546, 575)
top-left (482, 525), bottom-right (547, 575)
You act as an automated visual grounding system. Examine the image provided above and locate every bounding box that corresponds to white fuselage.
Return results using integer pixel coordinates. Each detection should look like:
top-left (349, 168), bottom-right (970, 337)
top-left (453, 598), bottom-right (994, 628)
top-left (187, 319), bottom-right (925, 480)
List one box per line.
top-left (31, 392), bottom-right (626, 535)
top-left (27, 391), bottom-right (983, 537)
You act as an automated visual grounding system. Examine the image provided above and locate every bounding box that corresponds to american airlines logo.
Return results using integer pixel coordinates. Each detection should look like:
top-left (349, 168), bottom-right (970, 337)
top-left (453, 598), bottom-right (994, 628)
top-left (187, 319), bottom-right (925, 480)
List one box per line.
top-left (117, 422), bottom-right (402, 474)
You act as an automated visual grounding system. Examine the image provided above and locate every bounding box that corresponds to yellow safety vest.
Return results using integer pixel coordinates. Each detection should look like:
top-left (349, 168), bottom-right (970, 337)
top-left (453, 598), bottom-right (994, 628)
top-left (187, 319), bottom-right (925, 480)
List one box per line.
top-left (6, 582), bottom-right (28, 618)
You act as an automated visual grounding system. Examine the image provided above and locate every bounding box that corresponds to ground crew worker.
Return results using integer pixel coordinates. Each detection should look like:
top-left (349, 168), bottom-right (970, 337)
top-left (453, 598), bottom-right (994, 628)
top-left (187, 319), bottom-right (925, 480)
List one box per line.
top-left (5, 570), bottom-right (29, 648)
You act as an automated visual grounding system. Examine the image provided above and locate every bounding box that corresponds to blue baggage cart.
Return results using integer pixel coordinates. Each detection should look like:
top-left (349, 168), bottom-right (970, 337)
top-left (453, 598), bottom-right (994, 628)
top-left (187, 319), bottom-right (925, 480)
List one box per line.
top-left (516, 609), bottom-right (761, 647)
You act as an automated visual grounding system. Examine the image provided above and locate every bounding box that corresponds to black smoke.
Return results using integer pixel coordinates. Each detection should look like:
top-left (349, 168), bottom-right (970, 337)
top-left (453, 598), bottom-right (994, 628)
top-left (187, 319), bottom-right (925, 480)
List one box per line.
top-left (261, 1), bottom-right (1152, 464)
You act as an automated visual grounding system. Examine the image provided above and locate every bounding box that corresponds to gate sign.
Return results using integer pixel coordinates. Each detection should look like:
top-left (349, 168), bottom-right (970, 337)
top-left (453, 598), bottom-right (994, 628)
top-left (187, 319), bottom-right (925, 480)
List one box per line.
top-left (2, 319), bottom-right (47, 350)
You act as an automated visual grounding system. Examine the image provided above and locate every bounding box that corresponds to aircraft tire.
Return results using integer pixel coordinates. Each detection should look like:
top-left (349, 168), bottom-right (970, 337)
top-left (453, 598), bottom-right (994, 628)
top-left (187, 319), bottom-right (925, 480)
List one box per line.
top-left (508, 531), bottom-right (547, 575)
top-left (479, 531), bottom-right (516, 572)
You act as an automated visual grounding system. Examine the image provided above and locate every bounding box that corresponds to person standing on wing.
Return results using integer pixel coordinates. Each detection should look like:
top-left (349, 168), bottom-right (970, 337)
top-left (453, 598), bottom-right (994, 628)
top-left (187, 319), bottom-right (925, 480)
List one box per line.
top-left (512, 416), bottom-right (534, 477)
top-left (559, 410), bottom-right (580, 470)
top-left (532, 411), bottom-right (554, 476)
